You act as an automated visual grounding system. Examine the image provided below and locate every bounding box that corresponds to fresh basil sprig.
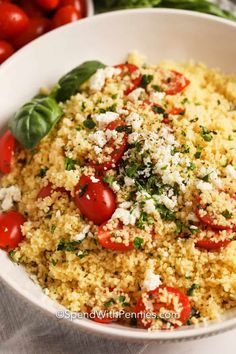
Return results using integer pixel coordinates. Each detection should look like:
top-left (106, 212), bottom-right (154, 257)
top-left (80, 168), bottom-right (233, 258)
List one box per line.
top-left (56, 60), bottom-right (106, 102)
top-left (9, 97), bottom-right (63, 149)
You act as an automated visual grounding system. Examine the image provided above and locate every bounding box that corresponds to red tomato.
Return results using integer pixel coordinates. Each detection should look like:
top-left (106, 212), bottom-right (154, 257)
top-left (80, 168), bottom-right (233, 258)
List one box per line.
top-left (169, 107), bottom-right (185, 115)
top-left (90, 119), bottom-right (128, 172)
top-left (98, 222), bottom-right (134, 251)
top-left (196, 194), bottom-right (236, 231)
top-left (51, 5), bottom-right (81, 29)
top-left (162, 71), bottom-right (190, 95)
top-left (74, 175), bottom-right (116, 225)
top-left (0, 211), bottom-right (25, 250)
top-left (0, 3), bottom-right (29, 39)
top-left (37, 183), bottom-right (67, 199)
top-left (0, 130), bottom-right (15, 174)
top-left (19, 0), bottom-right (44, 18)
top-left (59, 0), bottom-right (86, 17)
top-left (115, 63), bottom-right (142, 95)
top-left (36, 0), bottom-right (59, 11)
top-left (91, 314), bottom-right (116, 324)
top-left (0, 40), bottom-right (14, 64)
top-left (196, 238), bottom-right (231, 250)
top-left (135, 286), bottom-right (191, 328)
top-left (12, 17), bottom-right (50, 50)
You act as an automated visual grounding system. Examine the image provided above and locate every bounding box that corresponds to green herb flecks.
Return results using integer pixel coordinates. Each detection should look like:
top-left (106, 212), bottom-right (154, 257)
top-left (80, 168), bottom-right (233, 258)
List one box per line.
top-left (64, 157), bottom-right (78, 171)
top-left (187, 283), bottom-right (200, 296)
top-left (133, 237), bottom-right (144, 249)
top-left (37, 167), bottom-right (49, 178)
top-left (103, 175), bottom-right (114, 187)
top-left (57, 240), bottom-right (81, 252)
top-left (140, 74), bottom-right (154, 88)
top-left (200, 126), bottom-right (213, 142)
top-left (116, 125), bottom-right (132, 134)
top-left (83, 117), bottom-right (96, 129)
top-left (222, 209), bottom-right (233, 219)
top-left (104, 299), bottom-right (115, 308)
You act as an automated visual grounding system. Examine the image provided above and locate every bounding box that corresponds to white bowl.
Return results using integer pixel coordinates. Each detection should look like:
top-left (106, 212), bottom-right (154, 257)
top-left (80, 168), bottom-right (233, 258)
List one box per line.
top-left (0, 9), bottom-right (236, 342)
top-left (86, 0), bottom-right (94, 17)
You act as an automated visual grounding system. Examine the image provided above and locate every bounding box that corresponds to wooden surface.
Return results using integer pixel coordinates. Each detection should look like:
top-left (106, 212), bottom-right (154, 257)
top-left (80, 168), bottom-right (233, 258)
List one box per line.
top-left (1, 1), bottom-right (236, 353)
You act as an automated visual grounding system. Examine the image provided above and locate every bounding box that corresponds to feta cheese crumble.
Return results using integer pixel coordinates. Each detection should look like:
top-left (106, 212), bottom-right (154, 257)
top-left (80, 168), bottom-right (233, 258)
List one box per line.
top-left (89, 67), bottom-right (121, 92)
top-left (0, 186), bottom-right (21, 211)
top-left (143, 268), bottom-right (162, 291)
top-left (95, 111), bottom-right (119, 129)
top-left (73, 225), bottom-right (90, 242)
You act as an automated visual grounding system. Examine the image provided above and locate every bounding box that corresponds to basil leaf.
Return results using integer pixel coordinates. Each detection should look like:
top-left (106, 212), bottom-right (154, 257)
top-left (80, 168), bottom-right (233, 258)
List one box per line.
top-left (56, 60), bottom-right (106, 102)
top-left (9, 97), bottom-right (62, 150)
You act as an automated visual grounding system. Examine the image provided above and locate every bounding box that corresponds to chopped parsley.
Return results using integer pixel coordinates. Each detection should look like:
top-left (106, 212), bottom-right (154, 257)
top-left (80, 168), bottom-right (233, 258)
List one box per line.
top-left (116, 125), bottom-right (132, 134)
top-left (77, 250), bottom-right (89, 259)
top-left (156, 204), bottom-right (176, 221)
top-left (181, 97), bottom-right (190, 104)
top-left (9, 249), bottom-right (17, 261)
top-left (181, 144), bottom-right (190, 154)
top-left (37, 167), bottom-right (48, 178)
top-left (133, 237), bottom-right (144, 249)
top-left (57, 240), bottom-right (81, 252)
top-left (152, 105), bottom-right (165, 114)
top-left (175, 220), bottom-right (184, 234)
top-left (222, 209), bottom-right (233, 219)
top-left (194, 146), bottom-right (203, 159)
top-left (103, 175), bottom-right (114, 187)
top-left (104, 299), bottom-right (115, 308)
top-left (200, 173), bottom-right (212, 182)
top-left (136, 212), bottom-right (154, 230)
top-left (200, 126), bottom-right (213, 142)
top-left (187, 283), bottom-right (200, 296)
top-left (187, 162), bottom-right (196, 171)
top-left (50, 225), bottom-right (56, 234)
top-left (64, 157), bottom-right (77, 171)
top-left (140, 74), bottom-right (154, 88)
top-left (151, 84), bottom-right (161, 92)
top-left (83, 117), bottom-right (96, 129)
top-left (51, 259), bottom-right (58, 266)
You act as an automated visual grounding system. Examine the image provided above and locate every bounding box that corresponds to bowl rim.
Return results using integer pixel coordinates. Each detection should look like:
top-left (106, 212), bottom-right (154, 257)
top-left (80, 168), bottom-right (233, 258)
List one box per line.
top-left (1, 7), bottom-right (236, 341)
top-left (86, 0), bottom-right (94, 17)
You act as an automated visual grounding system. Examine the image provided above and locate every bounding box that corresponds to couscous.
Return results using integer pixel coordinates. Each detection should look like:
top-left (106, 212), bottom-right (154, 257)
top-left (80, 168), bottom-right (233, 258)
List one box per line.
top-left (0, 52), bottom-right (236, 330)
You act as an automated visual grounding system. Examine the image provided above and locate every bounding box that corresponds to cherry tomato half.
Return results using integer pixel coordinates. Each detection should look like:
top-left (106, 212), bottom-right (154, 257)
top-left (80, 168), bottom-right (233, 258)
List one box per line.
top-left (51, 5), bottom-right (81, 29)
top-left (36, 0), bottom-right (60, 11)
top-left (115, 63), bottom-right (142, 95)
top-left (0, 211), bottom-right (25, 250)
top-left (37, 183), bottom-right (67, 199)
top-left (162, 70), bottom-right (190, 95)
top-left (169, 107), bottom-right (185, 115)
top-left (196, 238), bottom-right (231, 250)
top-left (135, 286), bottom-right (191, 328)
top-left (12, 17), bottom-right (50, 50)
top-left (0, 40), bottom-right (14, 64)
top-left (196, 194), bottom-right (236, 231)
top-left (0, 3), bottom-right (29, 39)
top-left (98, 222), bottom-right (133, 251)
top-left (0, 130), bottom-right (15, 174)
top-left (74, 175), bottom-right (116, 225)
top-left (90, 119), bottom-right (128, 172)
top-left (59, 0), bottom-right (86, 17)
top-left (91, 313), bottom-right (116, 324)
